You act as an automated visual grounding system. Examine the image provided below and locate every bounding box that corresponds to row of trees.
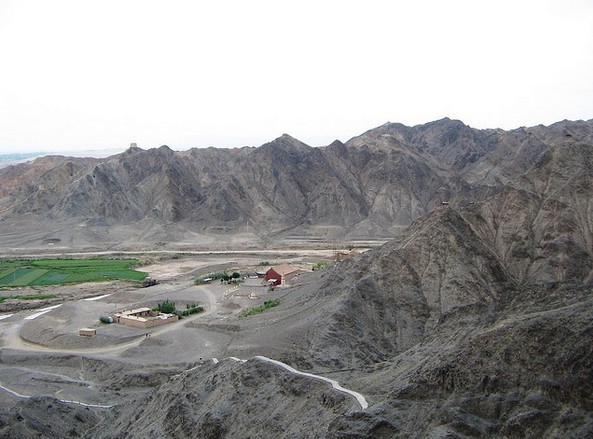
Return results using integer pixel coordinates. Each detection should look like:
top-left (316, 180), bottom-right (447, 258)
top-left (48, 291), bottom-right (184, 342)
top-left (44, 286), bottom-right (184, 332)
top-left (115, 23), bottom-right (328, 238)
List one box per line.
top-left (153, 299), bottom-right (204, 317)
top-left (195, 271), bottom-right (241, 284)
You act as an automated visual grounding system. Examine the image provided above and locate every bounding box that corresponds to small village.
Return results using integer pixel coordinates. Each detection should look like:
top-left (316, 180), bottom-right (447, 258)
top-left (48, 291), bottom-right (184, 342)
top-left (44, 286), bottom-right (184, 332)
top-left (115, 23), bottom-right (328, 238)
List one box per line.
top-left (74, 251), bottom-right (361, 340)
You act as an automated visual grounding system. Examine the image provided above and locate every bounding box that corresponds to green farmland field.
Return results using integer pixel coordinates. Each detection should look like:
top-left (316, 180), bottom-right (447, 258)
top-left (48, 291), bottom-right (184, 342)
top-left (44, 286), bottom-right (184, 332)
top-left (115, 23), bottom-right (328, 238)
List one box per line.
top-left (0, 259), bottom-right (147, 287)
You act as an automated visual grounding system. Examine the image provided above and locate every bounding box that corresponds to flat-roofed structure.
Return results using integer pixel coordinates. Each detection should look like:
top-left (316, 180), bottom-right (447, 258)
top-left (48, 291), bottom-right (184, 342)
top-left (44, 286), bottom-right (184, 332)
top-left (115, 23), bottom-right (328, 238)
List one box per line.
top-left (79, 327), bottom-right (97, 337)
top-left (113, 307), bottom-right (178, 329)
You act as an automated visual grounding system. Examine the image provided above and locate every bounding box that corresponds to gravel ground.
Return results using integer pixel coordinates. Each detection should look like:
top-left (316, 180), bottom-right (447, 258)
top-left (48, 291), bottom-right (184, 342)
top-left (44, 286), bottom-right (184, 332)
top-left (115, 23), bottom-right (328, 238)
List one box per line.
top-left (0, 253), bottom-right (325, 410)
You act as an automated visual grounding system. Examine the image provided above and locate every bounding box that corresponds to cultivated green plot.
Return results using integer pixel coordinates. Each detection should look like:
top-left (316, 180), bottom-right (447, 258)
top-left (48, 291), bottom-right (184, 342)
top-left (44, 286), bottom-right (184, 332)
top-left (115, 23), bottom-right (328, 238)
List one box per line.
top-left (32, 272), bottom-right (70, 285)
top-left (0, 258), bottom-right (147, 287)
top-left (0, 268), bottom-right (18, 283)
top-left (4, 269), bottom-right (48, 286)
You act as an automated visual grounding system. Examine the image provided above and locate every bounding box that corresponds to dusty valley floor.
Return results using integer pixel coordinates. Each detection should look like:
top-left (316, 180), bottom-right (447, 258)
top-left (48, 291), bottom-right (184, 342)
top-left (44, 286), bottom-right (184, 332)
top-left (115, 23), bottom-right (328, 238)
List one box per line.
top-left (0, 247), bottom-right (375, 437)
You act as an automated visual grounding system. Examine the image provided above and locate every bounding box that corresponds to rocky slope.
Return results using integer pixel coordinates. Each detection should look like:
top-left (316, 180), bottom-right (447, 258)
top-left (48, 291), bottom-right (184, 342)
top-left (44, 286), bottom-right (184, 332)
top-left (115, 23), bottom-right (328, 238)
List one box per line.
top-left (91, 358), bottom-right (364, 439)
top-left (0, 396), bottom-right (101, 438)
top-left (2, 118), bottom-right (591, 247)
top-left (1, 118), bottom-right (592, 437)
top-left (73, 127), bottom-right (593, 437)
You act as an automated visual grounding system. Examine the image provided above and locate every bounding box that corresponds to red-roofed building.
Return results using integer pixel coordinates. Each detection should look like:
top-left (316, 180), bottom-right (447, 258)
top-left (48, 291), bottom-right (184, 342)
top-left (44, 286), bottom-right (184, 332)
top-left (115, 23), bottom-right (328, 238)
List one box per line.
top-left (264, 264), bottom-right (301, 286)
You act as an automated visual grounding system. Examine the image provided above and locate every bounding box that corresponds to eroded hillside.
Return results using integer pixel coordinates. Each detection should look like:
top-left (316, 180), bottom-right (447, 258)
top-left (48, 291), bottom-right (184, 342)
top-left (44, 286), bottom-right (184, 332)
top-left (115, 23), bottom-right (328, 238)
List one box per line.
top-left (2, 118), bottom-right (591, 248)
top-left (1, 118), bottom-right (592, 437)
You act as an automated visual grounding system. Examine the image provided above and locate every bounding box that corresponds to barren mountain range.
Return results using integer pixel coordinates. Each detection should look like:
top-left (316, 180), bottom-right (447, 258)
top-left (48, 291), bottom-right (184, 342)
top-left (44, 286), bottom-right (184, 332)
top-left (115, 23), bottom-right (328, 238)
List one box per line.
top-left (2, 118), bottom-right (592, 248)
top-left (1, 118), bottom-right (592, 437)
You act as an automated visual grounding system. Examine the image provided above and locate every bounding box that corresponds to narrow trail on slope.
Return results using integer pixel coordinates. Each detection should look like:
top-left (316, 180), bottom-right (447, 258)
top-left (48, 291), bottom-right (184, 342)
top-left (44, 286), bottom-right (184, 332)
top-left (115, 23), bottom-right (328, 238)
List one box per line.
top-left (225, 355), bottom-right (369, 410)
top-left (1, 281), bottom-right (370, 413)
top-left (1, 354), bottom-right (370, 413)
top-left (0, 383), bottom-right (113, 409)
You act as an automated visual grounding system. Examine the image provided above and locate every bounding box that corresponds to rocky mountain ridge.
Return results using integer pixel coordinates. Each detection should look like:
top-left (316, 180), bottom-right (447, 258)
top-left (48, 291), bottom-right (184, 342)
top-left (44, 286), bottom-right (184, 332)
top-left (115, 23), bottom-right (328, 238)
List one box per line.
top-left (2, 118), bottom-right (591, 247)
top-left (1, 118), bottom-right (593, 437)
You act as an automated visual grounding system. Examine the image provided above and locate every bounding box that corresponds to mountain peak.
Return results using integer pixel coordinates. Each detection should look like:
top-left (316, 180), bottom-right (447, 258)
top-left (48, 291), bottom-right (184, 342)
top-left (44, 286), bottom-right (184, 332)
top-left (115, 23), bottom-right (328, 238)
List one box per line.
top-left (157, 145), bottom-right (174, 153)
top-left (417, 117), bottom-right (466, 129)
top-left (123, 145), bottom-right (143, 155)
top-left (276, 133), bottom-right (307, 145)
top-left (261, 134), bottom-right (311, 152)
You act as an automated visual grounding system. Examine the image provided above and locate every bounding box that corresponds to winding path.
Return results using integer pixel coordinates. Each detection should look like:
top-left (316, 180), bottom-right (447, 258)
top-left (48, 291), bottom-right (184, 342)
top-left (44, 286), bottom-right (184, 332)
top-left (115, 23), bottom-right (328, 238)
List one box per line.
top-left (0, 276), bottom-right (370, 413)
top-left (225, 355), bottom-right (368, 410)
top-left (0, 384), bottom-right (113, 409)
top-left (254, 355), bottom-right (368, 410)
top-left (1, 354), bottom-right (369, 412)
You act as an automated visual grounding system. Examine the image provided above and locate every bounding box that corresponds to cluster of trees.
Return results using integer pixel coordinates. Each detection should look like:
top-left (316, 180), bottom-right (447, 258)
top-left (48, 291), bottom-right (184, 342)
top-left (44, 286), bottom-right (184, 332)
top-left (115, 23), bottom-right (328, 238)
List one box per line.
top-left (153, 299), bottom-right (204, 318)
top-left (195, 271), bottom-right (242, 284)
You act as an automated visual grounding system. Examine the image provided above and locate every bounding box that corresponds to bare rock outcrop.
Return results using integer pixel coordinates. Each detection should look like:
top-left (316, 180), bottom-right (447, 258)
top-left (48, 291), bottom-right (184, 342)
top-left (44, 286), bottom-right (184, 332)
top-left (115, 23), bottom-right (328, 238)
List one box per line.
top-left (5, 119), bottom-right (591, 245)
top-left (91, 358), bottom-right (379, 439)
top-left (0, 396), bottom-right (100, 438)
top-left (1, 118), bottom-right (593, 437)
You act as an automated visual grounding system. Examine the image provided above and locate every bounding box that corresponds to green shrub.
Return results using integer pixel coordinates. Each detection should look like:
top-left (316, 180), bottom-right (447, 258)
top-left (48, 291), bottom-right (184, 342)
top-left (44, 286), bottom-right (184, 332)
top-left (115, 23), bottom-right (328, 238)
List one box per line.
top-left (177, 304), bottom-right (204, 317)
top-left (152, 301), bottom-right (204, 318)
top-left (195, 271), bottom-right (232, 284)
top-left (238, 299), bottom-right (280, 318)
top-left (153, 299), bottom-right (176, 314)
top-left (312, 261), bottom-right (331, 270)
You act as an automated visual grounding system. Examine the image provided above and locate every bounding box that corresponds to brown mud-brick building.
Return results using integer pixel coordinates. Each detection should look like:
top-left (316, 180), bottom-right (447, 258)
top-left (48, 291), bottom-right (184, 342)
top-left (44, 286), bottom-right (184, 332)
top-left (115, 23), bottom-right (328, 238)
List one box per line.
top-left (113, 307), bottom-right (178, 329)
top-left (264, 264), bottom-right (301, 286)
top-left (79, 328), bottom-right (97, 337)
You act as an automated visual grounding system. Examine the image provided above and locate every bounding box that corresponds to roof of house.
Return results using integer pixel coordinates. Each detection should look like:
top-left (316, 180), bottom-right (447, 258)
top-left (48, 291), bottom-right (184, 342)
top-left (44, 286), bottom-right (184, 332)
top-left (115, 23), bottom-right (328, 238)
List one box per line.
top-left (268, 264), bottom-right (300, 276)
top-left (115, 307), bottom-right (151, 317)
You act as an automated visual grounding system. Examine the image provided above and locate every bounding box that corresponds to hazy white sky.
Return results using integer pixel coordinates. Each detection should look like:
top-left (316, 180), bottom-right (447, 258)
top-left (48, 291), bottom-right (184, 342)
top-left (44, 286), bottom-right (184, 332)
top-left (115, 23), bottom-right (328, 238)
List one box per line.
top-left (1, 0), bottom-right (592, 153)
